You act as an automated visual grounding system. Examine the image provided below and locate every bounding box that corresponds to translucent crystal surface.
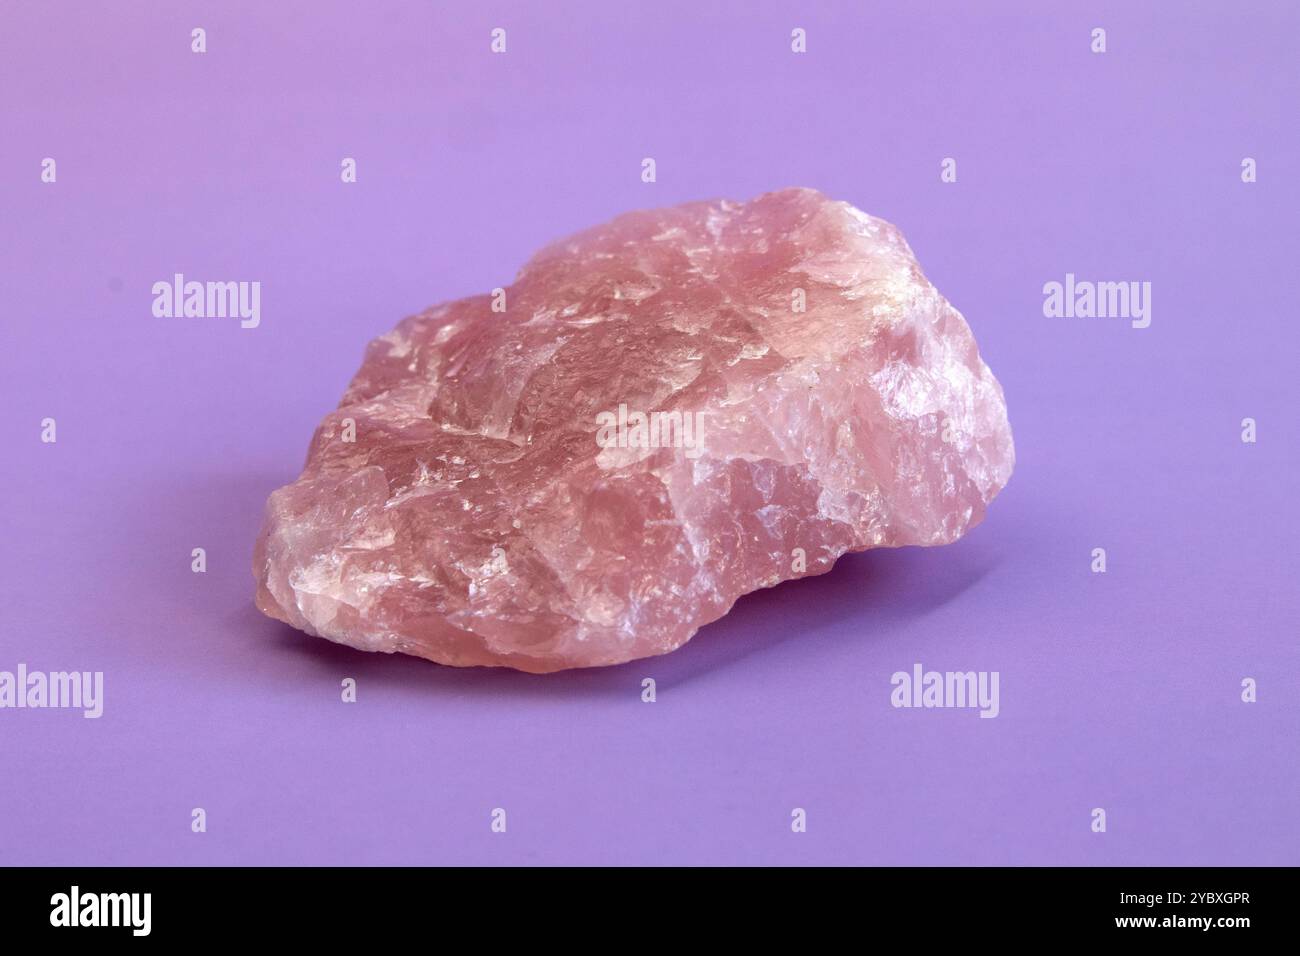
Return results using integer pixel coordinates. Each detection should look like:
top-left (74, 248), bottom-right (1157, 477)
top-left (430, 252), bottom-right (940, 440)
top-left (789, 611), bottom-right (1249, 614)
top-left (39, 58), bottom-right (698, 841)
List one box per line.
top-left (253, 188), bottom-right (1015, 672)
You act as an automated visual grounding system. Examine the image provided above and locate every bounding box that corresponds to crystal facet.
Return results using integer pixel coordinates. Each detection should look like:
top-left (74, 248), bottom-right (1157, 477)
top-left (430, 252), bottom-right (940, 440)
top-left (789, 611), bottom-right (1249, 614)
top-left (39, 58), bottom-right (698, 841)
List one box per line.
top-left (253, 188), bottom-right (1015, 672)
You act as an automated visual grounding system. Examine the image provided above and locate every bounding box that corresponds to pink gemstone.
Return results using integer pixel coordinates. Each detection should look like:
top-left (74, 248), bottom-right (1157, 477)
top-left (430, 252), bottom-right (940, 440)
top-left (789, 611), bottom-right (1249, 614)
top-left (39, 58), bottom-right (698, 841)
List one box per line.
top-left (253, 188), bottom-right (1014, 672)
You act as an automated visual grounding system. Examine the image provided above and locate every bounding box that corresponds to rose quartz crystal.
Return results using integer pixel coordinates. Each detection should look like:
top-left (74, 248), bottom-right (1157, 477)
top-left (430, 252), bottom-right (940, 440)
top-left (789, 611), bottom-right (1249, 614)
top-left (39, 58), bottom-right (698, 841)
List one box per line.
top-left (254, 188), bottom-right (1014, 672)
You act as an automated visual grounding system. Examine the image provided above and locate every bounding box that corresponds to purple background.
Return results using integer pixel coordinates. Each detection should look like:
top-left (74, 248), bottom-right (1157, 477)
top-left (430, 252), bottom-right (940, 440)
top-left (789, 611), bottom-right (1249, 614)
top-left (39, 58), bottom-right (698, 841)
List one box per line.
top-left (2, 0), bottom-right (1297, 865)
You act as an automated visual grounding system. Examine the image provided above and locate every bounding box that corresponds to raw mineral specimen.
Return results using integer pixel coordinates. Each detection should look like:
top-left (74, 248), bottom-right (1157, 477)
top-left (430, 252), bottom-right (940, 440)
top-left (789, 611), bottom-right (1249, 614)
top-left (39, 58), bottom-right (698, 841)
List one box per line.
top-left (253, 188), bottom-right (1014, 672)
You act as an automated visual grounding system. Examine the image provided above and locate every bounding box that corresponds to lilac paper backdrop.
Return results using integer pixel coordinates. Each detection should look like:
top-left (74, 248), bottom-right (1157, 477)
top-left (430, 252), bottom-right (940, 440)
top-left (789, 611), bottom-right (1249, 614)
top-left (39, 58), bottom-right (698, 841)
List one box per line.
top-left (1, 0), bottom-right (1297, 866)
